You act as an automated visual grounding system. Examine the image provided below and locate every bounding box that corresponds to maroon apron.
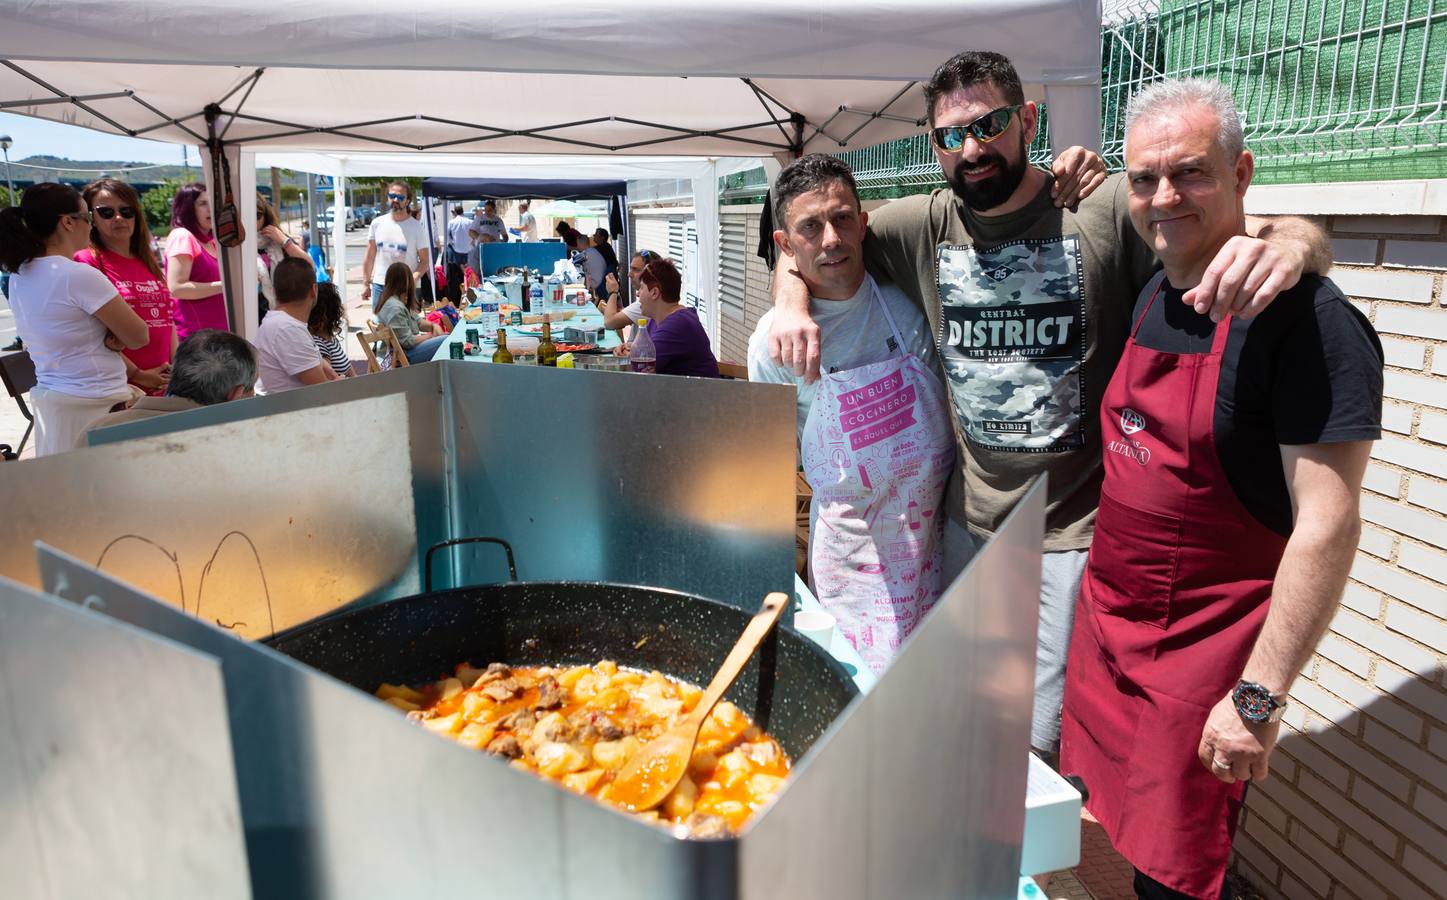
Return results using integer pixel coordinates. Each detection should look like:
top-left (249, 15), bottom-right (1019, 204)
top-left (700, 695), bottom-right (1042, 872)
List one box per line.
top-left (1060, 285), bottom-right (1288, 898)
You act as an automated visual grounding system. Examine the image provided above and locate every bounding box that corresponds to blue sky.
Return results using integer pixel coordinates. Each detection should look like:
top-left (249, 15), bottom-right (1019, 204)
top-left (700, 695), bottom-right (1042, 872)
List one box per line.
top-left (0, 111), bottom-right (191, 165)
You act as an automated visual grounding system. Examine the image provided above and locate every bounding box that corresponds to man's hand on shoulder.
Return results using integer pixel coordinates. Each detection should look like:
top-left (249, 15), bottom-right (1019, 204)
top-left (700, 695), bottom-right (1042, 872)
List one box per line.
top-left (767, 266), bottom-right (820, 382)
top-left (1183, 215), bottom-right (1329, 322)
top-left (1049, 147), bottom-right (1108, 210)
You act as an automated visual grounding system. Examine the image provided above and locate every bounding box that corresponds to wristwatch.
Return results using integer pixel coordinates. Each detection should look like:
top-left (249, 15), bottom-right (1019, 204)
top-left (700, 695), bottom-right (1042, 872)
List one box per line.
top-left (1232, 680), bottom-right (1287, 724)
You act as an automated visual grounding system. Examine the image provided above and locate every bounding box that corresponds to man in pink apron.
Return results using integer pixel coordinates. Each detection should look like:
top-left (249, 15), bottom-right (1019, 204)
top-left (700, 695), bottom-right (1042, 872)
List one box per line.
top-left (1059, 80), bottom-right (1383, 899)
top-left (748, 156), bottom-right (954, 674)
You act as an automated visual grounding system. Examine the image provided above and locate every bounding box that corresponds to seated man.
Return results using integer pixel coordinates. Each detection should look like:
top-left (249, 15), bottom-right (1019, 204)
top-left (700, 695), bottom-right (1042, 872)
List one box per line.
top-left (254, 257), bottom-right (340, 394)
top-left (600, 248), bottom-right (659, 339)
top-left (747, 154), bottom-right (953, 674)
top-left (81, 328), bottom-right (256, 441)
top-left (1060, 79), bottom-right (1383, 900)
top-left (616, 257), bottom-right (718, 378)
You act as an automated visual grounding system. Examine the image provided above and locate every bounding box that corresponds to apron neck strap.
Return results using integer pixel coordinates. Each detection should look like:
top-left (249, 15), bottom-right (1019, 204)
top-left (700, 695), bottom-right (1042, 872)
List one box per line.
top-left (869, 279), bottom-right (908, 354)
top-left (1131, 277), bottom-right (1165, 339)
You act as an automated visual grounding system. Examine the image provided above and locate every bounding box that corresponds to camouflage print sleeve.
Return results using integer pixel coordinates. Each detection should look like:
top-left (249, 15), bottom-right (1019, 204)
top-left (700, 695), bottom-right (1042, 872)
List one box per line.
top-left (863, 194), bottom-right (936, 308)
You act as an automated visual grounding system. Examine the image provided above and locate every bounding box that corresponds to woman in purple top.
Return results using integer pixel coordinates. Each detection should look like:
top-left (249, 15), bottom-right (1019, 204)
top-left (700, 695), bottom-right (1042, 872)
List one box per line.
top-left (634, 257), bottom-right (719, 378)
top-left (164, 183), bottom-right (228, 340)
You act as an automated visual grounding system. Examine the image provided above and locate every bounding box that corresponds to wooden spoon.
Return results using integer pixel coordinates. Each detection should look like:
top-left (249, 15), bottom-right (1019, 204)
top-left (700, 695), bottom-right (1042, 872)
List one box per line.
top-left (609, 591), bottom-right (790, 813)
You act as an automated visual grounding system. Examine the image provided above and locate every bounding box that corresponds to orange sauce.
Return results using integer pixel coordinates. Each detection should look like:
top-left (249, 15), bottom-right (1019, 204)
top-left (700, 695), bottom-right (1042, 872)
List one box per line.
top-left (376, 660), bottom-right (790, 836)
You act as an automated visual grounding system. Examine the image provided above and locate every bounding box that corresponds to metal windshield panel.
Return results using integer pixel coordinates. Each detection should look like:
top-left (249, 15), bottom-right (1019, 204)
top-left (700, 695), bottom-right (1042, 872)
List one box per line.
top-left (35, 543), bottom-right (741, 899)
top-left (0, 392), bottom-right (420, 640)
top-left (738, 479), bottom-right (1045, 899)
top-left (0, 577), bottom-right (251, 900)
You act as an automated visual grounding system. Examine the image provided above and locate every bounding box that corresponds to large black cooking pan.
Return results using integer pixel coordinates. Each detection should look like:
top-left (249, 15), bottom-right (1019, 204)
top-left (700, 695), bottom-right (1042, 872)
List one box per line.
top-left (264, 538), bottom-right (858, 758)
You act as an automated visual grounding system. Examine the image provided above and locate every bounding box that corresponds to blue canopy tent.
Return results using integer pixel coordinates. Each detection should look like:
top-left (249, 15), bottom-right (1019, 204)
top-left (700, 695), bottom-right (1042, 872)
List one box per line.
top-left (420, 177), bottom-right (629, 284)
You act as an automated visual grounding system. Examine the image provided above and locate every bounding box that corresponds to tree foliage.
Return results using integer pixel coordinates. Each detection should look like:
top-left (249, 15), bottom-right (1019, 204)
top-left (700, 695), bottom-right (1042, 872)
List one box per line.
top-left (140, 179), bottom-right (183, 234)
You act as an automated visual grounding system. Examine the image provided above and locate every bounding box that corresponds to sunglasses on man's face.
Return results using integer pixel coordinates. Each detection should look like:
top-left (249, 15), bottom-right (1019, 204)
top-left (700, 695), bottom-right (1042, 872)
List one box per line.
top-left (95, 206), bottom-right (136, 220)
top-left (388, 193), bottom-right (408, 201)
top-left (930, 104), bottom-right (1023, 152)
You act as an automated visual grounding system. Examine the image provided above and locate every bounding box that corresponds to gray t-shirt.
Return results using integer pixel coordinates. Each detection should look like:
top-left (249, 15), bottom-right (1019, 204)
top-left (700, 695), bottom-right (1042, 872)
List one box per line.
top-left (747, 274), bottom-right (938, 442)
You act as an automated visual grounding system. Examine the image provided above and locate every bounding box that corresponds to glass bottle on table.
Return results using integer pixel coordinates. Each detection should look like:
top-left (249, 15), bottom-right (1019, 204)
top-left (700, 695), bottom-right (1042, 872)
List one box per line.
top-left (537, 316), bottom-right (558, 367)
top-left (492, 329), bottom-right (514, 364)
top-left (628, 318), bottom-right (657, 373)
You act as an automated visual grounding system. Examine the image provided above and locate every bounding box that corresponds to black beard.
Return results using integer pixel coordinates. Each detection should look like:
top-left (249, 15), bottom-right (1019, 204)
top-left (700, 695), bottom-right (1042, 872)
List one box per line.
top-left (945, 141), bottom-right (1028, 212)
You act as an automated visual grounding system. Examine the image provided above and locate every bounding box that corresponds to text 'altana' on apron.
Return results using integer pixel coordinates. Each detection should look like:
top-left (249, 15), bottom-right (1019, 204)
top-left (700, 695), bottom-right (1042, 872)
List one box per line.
top-left (801, 281), bottom-right (956, 675)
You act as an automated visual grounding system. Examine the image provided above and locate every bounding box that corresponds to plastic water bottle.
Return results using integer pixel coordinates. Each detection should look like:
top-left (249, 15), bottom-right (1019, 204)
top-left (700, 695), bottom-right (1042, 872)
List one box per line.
top-left (530, 279), bottom-right (544, 312)
top-left (628, 318), bottom-right (657, 373)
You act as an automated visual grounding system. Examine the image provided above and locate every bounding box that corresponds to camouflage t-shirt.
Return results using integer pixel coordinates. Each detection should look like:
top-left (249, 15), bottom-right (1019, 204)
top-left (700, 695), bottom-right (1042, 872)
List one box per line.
top-left (862, 172), bottom-right (1157, 551)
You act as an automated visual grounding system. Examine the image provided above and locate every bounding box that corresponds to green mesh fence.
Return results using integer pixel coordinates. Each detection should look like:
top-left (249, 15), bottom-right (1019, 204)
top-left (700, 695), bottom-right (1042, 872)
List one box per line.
top-left (725, 0), bottom-right (1445, 198)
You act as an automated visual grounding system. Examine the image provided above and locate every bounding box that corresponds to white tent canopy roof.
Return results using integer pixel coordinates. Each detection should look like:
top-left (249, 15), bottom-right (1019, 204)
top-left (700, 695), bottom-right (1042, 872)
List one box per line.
top-left (0, 0), bottom-right (1101, 157)
top-left (253, 152), bottom-right (762, 181)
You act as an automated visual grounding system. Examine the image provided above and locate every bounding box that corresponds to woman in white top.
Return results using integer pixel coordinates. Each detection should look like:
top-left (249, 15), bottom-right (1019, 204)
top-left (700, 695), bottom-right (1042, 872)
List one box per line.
top-left (255, 192), bottom-right (309, 319)
top-left (0, 183), bottom-right (149, 455)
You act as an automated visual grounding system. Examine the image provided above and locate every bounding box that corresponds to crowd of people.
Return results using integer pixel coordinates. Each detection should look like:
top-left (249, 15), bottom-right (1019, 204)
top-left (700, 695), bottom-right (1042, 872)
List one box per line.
top-left (0, 177), bottom-right (359, 457)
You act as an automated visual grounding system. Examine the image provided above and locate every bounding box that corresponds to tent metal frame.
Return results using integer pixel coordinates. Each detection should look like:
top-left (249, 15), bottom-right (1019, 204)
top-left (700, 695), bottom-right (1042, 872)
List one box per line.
top-left (0, 62), bottom-right (929, 157)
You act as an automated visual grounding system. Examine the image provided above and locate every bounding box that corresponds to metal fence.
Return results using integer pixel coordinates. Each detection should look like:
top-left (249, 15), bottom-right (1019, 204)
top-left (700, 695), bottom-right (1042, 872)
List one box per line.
top-left (724, 0), bottom-right (1446, 198)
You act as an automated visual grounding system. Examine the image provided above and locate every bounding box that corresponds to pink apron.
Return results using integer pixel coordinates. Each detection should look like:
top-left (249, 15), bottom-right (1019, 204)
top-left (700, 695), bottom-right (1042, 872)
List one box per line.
top-left (801, 282), bottom-right (955, 674)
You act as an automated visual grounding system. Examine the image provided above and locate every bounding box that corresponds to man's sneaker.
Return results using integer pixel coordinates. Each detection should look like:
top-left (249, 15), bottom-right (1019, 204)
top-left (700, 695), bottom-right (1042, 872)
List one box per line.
top-left (2, 337), bottom-right (22, 352)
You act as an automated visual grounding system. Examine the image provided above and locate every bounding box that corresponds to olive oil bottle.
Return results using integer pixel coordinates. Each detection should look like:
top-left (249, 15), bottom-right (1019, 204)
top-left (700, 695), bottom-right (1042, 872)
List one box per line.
top-left (492, 329), bottom-right (514, 364)
top-left (537, 319), bottom-right (558, 367)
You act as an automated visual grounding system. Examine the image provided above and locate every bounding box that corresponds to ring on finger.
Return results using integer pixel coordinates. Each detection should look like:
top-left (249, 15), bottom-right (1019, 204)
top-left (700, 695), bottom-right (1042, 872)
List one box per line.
top-left (1211, 758), bottom-right (1231, 771)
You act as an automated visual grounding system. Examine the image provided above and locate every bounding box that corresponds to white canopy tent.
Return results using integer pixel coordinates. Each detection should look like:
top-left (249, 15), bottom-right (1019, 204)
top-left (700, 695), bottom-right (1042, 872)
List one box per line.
top-left (0, 0), bottom-right (1103, 337)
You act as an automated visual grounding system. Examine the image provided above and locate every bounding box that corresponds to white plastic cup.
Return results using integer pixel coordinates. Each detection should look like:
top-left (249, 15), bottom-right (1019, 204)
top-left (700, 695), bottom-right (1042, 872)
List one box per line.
top-left (792, 609), bottom-right (836, 650)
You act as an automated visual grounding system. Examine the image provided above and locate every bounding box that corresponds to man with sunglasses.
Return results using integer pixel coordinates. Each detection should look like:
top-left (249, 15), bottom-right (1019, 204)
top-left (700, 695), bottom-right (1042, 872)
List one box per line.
top-left (767, 51), bottom-right (1330, 764)
top-left (361, 181), bottom-right (431, 309)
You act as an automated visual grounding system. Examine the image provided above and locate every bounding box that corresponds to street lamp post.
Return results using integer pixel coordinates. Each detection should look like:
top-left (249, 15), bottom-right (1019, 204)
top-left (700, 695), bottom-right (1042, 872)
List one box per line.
top-left (0, 136), bottom-right (14, 206)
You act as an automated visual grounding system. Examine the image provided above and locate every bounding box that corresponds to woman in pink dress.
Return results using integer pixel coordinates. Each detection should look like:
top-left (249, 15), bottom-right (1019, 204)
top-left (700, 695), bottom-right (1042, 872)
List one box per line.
top-left (75, 178), bottom-right (176, 396)
top-left (164, 183), bottom-right (228, 339)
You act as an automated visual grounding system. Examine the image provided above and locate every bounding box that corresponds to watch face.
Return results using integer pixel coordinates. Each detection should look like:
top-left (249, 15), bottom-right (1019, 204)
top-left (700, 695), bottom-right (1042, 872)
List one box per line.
top-left (1233, 681), bottom-right (1275, 723)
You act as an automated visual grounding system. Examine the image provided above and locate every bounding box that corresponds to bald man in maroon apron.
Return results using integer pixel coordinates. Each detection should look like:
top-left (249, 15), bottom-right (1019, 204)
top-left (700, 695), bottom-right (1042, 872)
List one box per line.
top-left (1059, 80), bottom-right (1384, 899)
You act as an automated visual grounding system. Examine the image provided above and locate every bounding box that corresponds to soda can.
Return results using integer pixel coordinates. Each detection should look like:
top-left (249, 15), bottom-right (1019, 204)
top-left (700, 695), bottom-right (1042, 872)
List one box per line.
top-left (466, 327), bottom-right (480, 345)
top-left (510, 310), bottom-right (524, 326)
top-left (449, 342), bottom-right (465, 360)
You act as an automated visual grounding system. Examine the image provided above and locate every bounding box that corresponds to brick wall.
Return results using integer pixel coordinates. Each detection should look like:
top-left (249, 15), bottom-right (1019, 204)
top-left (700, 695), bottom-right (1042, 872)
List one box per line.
top-left (1234, 214), bottom-right (1447, 900)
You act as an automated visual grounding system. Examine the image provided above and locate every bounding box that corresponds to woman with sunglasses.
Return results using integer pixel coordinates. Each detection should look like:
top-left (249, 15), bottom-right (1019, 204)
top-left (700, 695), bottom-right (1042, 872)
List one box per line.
top-left (165, 183), bottom-right (228, 341)
top-left (0, 183), bottom-right (149, 455)
top-left (76, 178), bottom-right (176, 397)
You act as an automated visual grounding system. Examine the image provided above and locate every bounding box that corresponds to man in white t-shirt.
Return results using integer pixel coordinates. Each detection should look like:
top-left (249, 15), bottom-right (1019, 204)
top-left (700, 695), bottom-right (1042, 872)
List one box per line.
top-left (474, 200), bottom-right (508, 243)
top-left (748, 158), bottom-right (937, 440)
top-left (747, 155), bottom-right (952, 675)
top-left (360, 180), bottom-right (431, 309)
top-left (255, 257), bottom-right (339, 394)
top-left (518, 200), bottom-right (538, 242)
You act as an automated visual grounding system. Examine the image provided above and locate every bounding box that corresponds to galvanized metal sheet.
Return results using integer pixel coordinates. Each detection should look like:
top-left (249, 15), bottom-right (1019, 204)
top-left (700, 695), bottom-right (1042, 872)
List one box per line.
top-left (0, 392), bottom-right (419, 640)
top-left (0, 577), bottom-right (251, 900)
top-left (36, 543), bottom-right (738, 900)
top-left (441, 363), bottom-right (798, 610)
top-left (738, 479), bottom-right (1045, 900)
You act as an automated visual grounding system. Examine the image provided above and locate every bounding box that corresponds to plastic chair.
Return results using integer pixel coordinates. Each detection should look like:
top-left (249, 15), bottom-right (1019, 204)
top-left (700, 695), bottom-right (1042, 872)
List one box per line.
top-left (0, 350), bottom-right (36, 454)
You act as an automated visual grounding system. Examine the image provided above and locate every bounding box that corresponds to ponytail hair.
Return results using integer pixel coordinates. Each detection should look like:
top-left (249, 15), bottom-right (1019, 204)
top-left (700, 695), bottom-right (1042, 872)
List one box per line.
top-left (0, 182), bottom-right (82, 273)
